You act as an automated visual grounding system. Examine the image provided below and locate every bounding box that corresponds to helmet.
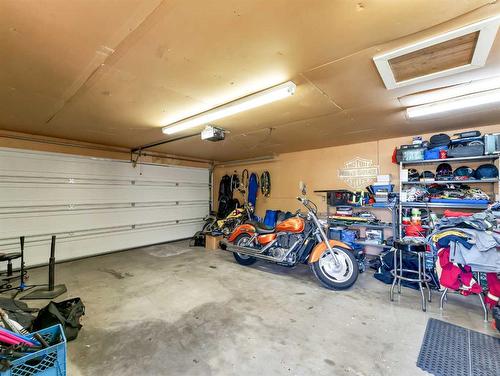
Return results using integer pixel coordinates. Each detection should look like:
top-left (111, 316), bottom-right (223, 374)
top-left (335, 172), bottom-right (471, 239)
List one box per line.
top-left (419, 171), bottom-right (435, 181)
top-left (408, 168), bottom-right (420, 181)
top-left (475, 164), bottom-right (499, 179)
top-left (453, 166), bottom-right (475, 180)
top-left (436, 163), bottom-right (453, 180)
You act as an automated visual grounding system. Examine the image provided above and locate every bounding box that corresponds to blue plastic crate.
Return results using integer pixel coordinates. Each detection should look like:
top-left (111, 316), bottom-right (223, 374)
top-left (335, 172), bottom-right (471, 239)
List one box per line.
top-left (0, 325), bottom-right (66, 376)
top-left (371, 184), bottom-right (394, 193)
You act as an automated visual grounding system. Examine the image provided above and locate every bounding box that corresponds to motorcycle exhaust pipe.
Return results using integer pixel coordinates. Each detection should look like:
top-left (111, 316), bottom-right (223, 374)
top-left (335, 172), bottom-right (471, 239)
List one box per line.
top-left (219, 239), bottom-right (262, 256)
top-left (220, 240), bottom-right (283, 262)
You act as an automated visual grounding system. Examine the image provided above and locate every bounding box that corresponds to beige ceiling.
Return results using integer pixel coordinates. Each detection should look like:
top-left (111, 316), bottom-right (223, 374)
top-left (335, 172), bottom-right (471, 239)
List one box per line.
top-left (1, 0), bottom-right (500, 161)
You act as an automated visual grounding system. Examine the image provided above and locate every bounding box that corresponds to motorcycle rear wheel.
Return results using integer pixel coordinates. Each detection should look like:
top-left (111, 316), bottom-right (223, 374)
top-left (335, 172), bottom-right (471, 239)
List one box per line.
top-left (232, 234), bottom-right (257, 266)
top-left (311, 247), bottom-right (358, 290)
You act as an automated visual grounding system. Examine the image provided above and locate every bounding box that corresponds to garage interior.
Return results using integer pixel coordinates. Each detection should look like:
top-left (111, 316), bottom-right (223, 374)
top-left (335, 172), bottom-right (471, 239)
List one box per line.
top-left (1, 1), bottom-right (500, 375)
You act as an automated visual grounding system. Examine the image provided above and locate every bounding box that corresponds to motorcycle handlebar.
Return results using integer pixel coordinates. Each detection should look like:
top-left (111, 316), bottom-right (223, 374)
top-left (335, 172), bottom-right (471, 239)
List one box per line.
top-left (297, 196), bottom-right (308, 204)
top-left (297, 196), bottom-right (317, 214)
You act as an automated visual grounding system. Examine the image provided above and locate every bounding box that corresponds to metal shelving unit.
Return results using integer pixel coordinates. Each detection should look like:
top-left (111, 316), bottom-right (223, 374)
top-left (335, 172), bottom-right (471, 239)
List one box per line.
top-left (355, 240), bottom-right (392, 249)
top-left (329, 221), bottom-right (392, 229)
top-left (314, 190), bottom-right (398, 252)
top-left (401, 155), bottom-right (498, 165)
top-left (400, 202), bottom-right (489, 209)
top-left (399, 154), bottom-right (499, 236)
top-left (402, 178), bottom-right (498, 185)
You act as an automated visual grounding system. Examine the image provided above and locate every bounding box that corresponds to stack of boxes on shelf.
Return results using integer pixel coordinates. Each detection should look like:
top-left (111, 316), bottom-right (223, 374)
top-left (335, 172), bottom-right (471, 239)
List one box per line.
top-left (335, 206), bottom-right (353, 216)
top-left (372, 174), bottom-right (393, 207)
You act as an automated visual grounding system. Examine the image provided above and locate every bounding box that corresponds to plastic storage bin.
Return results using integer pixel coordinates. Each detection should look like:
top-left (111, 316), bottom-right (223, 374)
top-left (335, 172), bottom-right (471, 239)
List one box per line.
top-left (327, 190), bottom-right (352, 206)
top-left (371, 184), bottom-right (394, 193)
top-left (340, 229), bottom-right (358, 244)
top-left (0, 325), bottom-right (66, 376)
top-left (397, 146), bottom-right (425, 162)
top-left (329, 227), bottom-right (343, 240)
top-left (424, 146), bottom-right (447, 160)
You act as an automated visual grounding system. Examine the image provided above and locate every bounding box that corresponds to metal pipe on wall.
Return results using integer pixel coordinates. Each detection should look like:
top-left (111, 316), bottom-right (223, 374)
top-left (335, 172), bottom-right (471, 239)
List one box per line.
top-left (213, 155), bottom-right (277, 167)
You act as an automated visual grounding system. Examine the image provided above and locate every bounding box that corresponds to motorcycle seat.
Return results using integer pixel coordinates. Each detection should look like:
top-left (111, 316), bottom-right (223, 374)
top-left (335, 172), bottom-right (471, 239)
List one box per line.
top-left (247, 221), bottom-right (275, 234)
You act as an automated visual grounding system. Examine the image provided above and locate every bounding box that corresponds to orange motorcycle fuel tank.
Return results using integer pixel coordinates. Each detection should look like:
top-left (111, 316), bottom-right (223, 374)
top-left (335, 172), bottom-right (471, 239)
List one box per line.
top-left (275, 217), bottom-right (305, 233)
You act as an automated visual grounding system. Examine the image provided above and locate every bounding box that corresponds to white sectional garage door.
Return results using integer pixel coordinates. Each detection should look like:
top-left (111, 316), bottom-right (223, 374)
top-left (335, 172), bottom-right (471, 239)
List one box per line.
top-left (0, 148), bottom-right (209, 266)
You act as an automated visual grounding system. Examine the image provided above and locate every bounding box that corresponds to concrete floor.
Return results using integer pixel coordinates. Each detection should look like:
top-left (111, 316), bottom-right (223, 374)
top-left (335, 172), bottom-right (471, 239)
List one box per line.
top-left (17, 240), bottom-right (500, 375)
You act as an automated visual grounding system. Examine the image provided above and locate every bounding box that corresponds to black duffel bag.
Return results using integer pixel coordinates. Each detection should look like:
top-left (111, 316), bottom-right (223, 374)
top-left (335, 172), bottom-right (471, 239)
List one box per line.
top-left (32, 297), bottom-right (85, 341)
top-left (448, 142), bottom-right (484, 158)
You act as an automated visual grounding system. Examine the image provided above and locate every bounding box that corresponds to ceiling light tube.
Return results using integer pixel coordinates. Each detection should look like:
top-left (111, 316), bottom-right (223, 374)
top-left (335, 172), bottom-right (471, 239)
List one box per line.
top-left (401, 76), bottom-right (500, 107)
top-left (406, 88), bottom-right (500, 118)
top-left (162, 81), bottom-right (296, 135)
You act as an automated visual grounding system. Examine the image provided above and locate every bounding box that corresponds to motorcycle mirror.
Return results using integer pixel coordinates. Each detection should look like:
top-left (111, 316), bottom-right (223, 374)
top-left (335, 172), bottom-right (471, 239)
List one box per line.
top-left (299, 181), bottom-right (307, 195)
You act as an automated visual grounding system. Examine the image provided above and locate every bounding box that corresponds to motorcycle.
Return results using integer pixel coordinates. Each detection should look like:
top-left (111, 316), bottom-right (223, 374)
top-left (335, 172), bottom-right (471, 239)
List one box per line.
top-left (202, 203), bottom-right (253, 236)
top-left (220, 187), bottom-right (359, 290)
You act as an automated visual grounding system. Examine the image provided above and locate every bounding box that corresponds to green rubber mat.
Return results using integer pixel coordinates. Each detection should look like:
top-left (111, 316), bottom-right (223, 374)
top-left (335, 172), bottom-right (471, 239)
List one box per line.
top-left (417, 318), bottom-right (500, 376)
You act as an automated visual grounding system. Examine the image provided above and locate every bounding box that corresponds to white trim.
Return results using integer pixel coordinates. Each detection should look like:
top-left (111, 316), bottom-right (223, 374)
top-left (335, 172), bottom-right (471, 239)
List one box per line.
top-left (373, 15), bottom-right (500, 89)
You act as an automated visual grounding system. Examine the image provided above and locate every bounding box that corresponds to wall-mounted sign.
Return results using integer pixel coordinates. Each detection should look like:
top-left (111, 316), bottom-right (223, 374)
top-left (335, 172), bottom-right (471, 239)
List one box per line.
top-left (338, 157), bottom-right (379, 189)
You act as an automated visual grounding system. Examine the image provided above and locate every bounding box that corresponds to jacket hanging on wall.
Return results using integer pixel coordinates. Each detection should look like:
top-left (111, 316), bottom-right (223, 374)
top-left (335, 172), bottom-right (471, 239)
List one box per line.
top-left (217, 175), bottom-right (234, 218)
top-left (218, 175), bottom-right (233, 200)
top-left (241, 169), bottom-right (249, 192)
top-left (247, 173), bottom-right (259, 209)
top-left (231, 173), bottom-right (240, 191)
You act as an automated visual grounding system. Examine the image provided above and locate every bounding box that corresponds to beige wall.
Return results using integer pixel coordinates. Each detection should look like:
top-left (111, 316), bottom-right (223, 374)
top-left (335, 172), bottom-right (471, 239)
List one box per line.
top-left (214, 124), bottom-right (500, 217)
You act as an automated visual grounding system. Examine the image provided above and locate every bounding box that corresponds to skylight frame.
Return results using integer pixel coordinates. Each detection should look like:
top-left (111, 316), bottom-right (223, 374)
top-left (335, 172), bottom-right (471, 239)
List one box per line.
top-left (373, 15), bottom-right (500, 89)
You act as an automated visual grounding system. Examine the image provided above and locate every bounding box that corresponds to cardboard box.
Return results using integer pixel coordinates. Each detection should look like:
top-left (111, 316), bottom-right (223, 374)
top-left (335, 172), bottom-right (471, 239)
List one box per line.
top-left (205, 235), bottom-right (222, 250)
top-left (376, 174), bottom-right (391, 183)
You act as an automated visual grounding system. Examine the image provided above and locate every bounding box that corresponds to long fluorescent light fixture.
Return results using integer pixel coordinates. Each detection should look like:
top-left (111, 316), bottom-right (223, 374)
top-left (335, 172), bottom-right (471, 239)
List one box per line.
top-left (162, 81), bottom-right (296, 135)
top-left (406, 88), bottom-right (500, 118)
top-left (401, 76), bottom-right (500, 107)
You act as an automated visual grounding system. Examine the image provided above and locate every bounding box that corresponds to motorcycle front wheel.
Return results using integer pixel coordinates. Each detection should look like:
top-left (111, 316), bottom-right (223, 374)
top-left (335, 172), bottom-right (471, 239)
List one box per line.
top-left (310, 247), bottom-right (359, 290)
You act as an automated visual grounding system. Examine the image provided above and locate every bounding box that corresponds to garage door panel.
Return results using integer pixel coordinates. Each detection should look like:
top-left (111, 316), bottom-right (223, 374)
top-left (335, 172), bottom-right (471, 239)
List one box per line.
top-left (0, 149), bottom-right (208, 184)
top-left (0, 148), bottom-right (210, 265)
top-left (0, 202), bottom-right (207, 239)
top-left (0, 221), bottom-right (202, 267)
top-left (0, 184), bottom-right (208, 207)
top-left (137, 163), bottom-right (209, 184)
